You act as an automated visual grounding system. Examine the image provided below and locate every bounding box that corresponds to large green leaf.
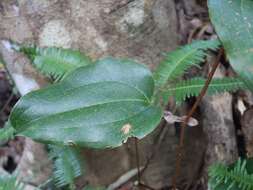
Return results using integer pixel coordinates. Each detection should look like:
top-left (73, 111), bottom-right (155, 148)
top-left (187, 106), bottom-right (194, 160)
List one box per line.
top-left (9, 58), bottom-right (162, 148)
top-left (208, 0), bottom-right (253, 91)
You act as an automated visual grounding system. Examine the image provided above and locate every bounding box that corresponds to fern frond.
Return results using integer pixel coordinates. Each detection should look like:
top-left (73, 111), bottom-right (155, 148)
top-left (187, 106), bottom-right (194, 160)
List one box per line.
top-left (209, 158), bottom-right (253, 190)
top-left (153, 40), bottom-right (220, 87)
top-left (0, 175), bottom-right (24, 190)
top-left (163, 77), bottom-right (246, 104)
top-left (19, 45), bottom-right (92, 81)
top-left (49, 145), bottom-right (84, 189)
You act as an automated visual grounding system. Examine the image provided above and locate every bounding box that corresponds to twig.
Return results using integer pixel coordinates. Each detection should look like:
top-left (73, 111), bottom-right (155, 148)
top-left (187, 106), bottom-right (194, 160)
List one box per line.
top-left (171, 48), bottom-right (224, 189)
top-left (139, 183), bottom-right (156, 190)
top-left (108, 0), bottom-right (136, 14)
top-left (134, 139), bottom-right (156, 190)
top-left (140, 104), bottom-right (178, 177)
top-left (140, 119), bottom-right (168, 176)
top-left (0, 91), bottom-right (14, 115)
top-left (107, 167), bottom-right (144, 190)
top-left (135, 137), bottom-right (141, 184)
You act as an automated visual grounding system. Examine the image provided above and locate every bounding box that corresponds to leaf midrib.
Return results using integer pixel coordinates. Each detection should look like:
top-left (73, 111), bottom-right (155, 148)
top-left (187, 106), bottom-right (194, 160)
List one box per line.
top-left (165, 80), bottom-right (244, 92)
top-left (21, 105), bottom-right (155, 133)
top-left (19, 80), bottom-right (151, 118)
top-left (161, 48), bottom-right (199, 81)
top-left (16, 98), bottom-right (148, 130)
top-left (63, 80), bottom-right (151, 103)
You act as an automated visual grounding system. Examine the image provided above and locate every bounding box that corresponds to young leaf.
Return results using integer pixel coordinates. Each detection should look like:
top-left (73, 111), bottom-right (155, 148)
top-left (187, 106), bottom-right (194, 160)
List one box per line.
top-left (153, 40), bottom-right (220, 87)
top-left (208, 0), bottom-right (253, 92)
top-left (19, 45), bottom-right (92, 81)
top-left (9, 58), bottom-right (162, 148)
top-left (163, 77), bottom-right (245, 104)
top-left (49, 145), bottom-right (83, 189)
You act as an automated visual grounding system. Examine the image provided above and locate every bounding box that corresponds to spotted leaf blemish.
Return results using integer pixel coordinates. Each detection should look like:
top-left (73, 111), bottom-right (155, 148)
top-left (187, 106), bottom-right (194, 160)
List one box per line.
top-left (121, 123), bottom-right (132, 135)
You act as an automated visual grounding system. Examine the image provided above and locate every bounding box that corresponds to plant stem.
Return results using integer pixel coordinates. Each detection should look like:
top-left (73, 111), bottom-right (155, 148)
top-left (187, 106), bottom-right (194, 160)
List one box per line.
top-left (135, 137), bottom-right (141, 184)
top-left (172, 48), bottom-right (224, 189)
top-left (0, 91), bottom-right (14, 115)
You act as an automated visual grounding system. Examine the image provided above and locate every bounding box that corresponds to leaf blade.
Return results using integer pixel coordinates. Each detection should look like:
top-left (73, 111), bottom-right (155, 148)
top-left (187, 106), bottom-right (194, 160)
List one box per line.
top-left (10, 58), bottom-right (162, 148)
top-left (208, 0), bottom-right (253, 91)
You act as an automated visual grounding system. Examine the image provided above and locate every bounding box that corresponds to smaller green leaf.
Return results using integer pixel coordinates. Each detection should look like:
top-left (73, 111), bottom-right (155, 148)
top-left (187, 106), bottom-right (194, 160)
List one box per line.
top-left (162, 77), bottom-right (245, 104)
top-left (153, 40), bottom-right (220, 87)
top-left (49, 145), bottom-right (84, 189)
top-left (19, 45), bottom-right (92, 81)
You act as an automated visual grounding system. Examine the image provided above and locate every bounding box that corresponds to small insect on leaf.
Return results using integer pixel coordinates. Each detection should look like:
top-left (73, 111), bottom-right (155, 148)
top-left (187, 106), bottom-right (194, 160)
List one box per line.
top-left (164, 111), bottom-right (199, 127)
top-left (121, 123), bottom-right (132, 135)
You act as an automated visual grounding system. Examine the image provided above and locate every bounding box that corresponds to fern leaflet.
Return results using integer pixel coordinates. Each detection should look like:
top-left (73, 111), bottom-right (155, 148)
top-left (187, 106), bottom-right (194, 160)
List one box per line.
top-left (209, 158), bottom-right (253, 190)
top-left (49, 145), bottom-right (84, 189)
top-left (162, 77), bottom-right (245, 104)
top-left (0, 175), bottom-right (24, 190)
top-left (18, 45), bottom-right (92, 81)
top-left (153, 40), bottom-right (220, 87)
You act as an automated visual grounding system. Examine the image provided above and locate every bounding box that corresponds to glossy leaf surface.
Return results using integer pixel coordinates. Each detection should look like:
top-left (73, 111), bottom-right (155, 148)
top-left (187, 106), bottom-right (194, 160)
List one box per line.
top-left (208, 0), bottom-right (253, 91)
top-left (10, 58), bottom-right (162, 148)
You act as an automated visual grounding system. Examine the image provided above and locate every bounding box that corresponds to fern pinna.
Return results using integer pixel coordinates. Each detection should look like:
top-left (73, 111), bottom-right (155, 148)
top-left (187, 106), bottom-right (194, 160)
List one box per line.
top-left (163, 77), bottom-right (245, 104)
top-left (48, 145), bottom-right (84, 190)
top-left (17, 44), bottom-right (92, 81)
top-left (0, 175), bottom-right (24, 190)
top-left (153, 39), bottom-right (220, 87)
top-left (209, 158), bottom-right (253, 190)
top-left (152, 40), bottom-right (246, 105)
